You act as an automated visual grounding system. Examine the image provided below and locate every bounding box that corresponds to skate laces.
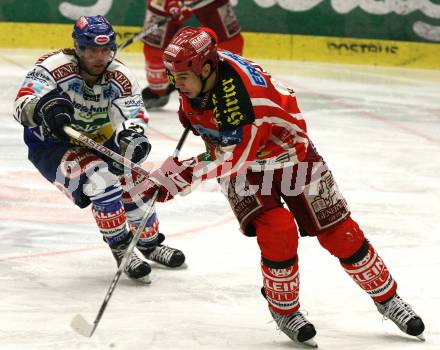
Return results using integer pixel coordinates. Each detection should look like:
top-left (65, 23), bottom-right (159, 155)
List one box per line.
top-left (271, 310), bottom-right (310, 333)
top-left (381, 295), bottom-right (417, 325)
top-left (147, 245), bottom-right (175, 265)
top-left (114, 248), bottom-right (144, 271)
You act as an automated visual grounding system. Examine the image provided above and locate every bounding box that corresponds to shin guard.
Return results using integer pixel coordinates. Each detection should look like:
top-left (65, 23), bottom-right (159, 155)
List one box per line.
top-left (340, 239), bottom-right (397, 303)
top-left (92, 203), bottom-right (131, 247)
top-left (261, 258), bottom-right (300, 315)
top-left (128, 212), bottom-right (159, 247)
top-left (85, 165), bottom-right (131, 247)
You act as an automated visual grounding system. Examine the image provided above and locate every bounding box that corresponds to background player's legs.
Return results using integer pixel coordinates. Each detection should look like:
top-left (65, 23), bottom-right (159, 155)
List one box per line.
top-left (58, 148), bottom-right (151, 282)
top-left (193, 0), bottom-right (243, 55)
top-left (142, 44), bottom-right (175, 109)
top-left (141, 3), bottom-right (181, 109)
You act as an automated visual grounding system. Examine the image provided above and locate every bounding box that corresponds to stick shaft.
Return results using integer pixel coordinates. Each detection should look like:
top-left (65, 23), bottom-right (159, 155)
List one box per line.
top-left (117, 0), bottom-right (205, 51)
top-left (63, 126), bottom-right (150, 178)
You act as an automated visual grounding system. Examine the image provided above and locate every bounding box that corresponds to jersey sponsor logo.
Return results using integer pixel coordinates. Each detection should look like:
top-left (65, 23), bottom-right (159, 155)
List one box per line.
top-left (220, 51), bottom-right (267, 87)
top-left (52, 63), bottom-right (79, 81)
top-left (106, 70), bottom-right (132, 96)
top-left (309, 172), bottom-right (349, 228)
top-left (25, 69), bottom-right (51, 84)
top-left (225, 175), bottom-right (263, 230)
top-left (213, 77), bottom-right (246, 128)
top-left (71, 101), bottom-right (109, 122)
top-left (124, 98), bottom-right (144, 108)
top-left (67, 80), bottom-right (82, 94)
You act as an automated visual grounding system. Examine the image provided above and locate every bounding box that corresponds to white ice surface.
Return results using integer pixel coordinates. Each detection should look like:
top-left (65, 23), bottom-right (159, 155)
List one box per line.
top-left (0, 49), bottom-right (439, 350)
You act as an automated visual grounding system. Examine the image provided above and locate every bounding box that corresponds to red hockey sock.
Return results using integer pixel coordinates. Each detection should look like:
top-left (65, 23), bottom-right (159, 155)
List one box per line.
top-left (340, 240), bottom-right (397, 303)
top-left (261, 259), bottom-right (300, 315)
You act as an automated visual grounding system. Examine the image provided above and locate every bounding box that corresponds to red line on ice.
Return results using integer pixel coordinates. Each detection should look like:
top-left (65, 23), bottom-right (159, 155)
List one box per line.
top-left (0, 214), bottom-right (235, 261)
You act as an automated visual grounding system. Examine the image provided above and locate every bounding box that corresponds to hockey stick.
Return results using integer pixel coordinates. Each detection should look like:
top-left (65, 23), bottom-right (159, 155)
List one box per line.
top-left (118, 18), bottom-right (168, 51)
top-left (63, 126), bottom-right (151, 179)
top-left (117, 0), bottom-right (205, 51)
top-left (70, 127), bottom-right (190, 337)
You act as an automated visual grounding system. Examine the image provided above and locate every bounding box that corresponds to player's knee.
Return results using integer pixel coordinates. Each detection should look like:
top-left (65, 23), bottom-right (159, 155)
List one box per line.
top-left (317, 216), bottom-right (366, 259)
top-left (339, 238), bottom-right (369, 265)
top-left (253, 207), bottom-right (298, 262)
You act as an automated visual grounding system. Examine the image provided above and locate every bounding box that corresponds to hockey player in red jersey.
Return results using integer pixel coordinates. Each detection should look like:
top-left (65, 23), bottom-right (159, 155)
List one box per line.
top-left (13, 16), bottom-right (185, 284)
top-left (141, 0), bottom-right (243, 109)
top-left (143, 27), bottom-right (426, 346)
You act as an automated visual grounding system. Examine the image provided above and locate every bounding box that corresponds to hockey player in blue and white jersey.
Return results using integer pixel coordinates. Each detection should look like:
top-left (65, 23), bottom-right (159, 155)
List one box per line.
top-left (13, 15), bottom-right (185, 283)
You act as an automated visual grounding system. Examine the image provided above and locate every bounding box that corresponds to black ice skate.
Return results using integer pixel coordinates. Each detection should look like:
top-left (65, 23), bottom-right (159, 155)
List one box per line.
top-left (137, 233), bottom-right (185, 268)
top-left (111, 242), bottom-right (151, 284)
top-left (141, 86), bottom-right (173, 109)
top-left (260, 287), bottom-right (317, 347)
top-left (270, 308), bottom-right (318, 348)
top-left (375, 293), bottom-right (425, 340)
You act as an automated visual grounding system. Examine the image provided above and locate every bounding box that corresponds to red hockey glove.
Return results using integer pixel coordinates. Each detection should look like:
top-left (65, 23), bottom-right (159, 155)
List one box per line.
top-left (144, 156), bottom-right (195, 202)
top-left (165, 0), bottom-right (192, 23)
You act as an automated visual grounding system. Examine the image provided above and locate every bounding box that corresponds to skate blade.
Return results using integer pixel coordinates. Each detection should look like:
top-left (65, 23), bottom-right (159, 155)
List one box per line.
top-left (302, 337), bottom-right (318, 348)
top-left (134, 275), bottom-right (151, 284)
top-left (416, 333), bottom-right (425, 341)
top-left (70, 314), bottom-right (95, 337)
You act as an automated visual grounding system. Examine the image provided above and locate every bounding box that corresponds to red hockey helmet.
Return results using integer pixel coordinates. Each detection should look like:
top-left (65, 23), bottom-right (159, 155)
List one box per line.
top-left (163, 26), bottom-right (218, 76)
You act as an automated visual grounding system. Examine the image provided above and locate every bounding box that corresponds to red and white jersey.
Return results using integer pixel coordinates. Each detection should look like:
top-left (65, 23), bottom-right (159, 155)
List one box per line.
top-left (178, 50), bottom-right (310, 182)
